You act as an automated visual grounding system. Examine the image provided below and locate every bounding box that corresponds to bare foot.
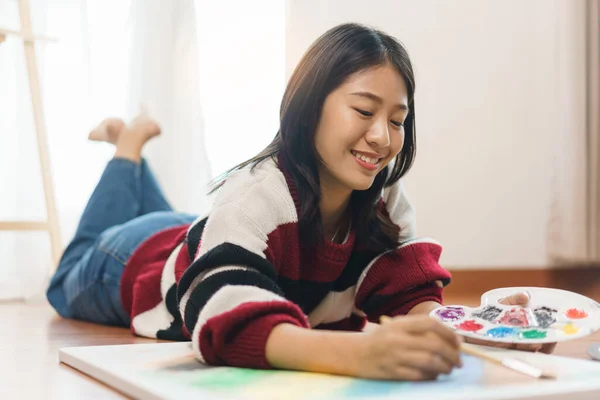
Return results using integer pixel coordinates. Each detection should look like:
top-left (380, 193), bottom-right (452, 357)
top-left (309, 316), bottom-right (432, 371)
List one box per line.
top-left (88, 118), bottom-right (126, 144)
top-left (126, 113), bottom-right (161, 141)
top-left (113, 113), bottom-right (162, 163)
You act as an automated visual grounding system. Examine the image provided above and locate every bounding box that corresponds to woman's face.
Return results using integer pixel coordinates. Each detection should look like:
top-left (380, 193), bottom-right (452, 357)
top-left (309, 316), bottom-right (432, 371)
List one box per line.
top-left (314, 63), bottom-right (409, 193)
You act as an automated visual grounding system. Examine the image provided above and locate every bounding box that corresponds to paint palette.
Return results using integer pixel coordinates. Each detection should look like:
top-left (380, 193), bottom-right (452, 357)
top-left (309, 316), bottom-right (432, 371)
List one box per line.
top-left (589, 343), bottom-right (600, 361)
top-left (430, 287), bottom-right (600, 344)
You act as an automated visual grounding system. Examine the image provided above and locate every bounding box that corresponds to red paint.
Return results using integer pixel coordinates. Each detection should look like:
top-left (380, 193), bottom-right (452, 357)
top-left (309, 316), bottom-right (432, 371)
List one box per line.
top-left (498, 307), bottom-right (530, 327)
top-left (456, 319), bottom-right (484, 332)
top-left (565, 308), bottom-right (588, 319)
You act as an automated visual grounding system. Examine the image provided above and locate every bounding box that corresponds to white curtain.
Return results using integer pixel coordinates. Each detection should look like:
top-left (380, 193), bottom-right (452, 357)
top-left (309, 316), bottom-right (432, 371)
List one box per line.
top-left (0, 0), bottom-right (211, 300)
top-left (586, 0), bottom-right (600, 261)
top-left (548, 0), bottom-right (600, 265)
top-left (0, 0), bottom-right (123, 300)
top-left (126, 0), bottom-right (212, 214)
top-left (0, 0), bottom-right (285, 300)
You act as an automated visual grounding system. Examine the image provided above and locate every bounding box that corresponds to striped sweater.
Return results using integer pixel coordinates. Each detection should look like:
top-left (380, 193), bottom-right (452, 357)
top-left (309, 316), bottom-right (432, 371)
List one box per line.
top-left (120, 158), bottom-right (452, 368)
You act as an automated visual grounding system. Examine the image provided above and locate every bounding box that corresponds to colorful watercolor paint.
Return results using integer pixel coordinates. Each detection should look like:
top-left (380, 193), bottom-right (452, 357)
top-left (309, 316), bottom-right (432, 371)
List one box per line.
top-left (431, 288), bottom-right (600, 344)
top-left (519, 329), bottom-right (547, 340)
top-left (533, 306), bottom-right (557, 329)
top-left (486, 326), bottom-right (520, 338)
top-left (436, 306), bottom-right (465, 322)
top-left (472, 305), bottom-right (502, 322)
top-left (565, 308), bottom-right (588, 319)
top-left (562, 323), bottom-right (579, 335)
top-left (497, 308), bottom-right (530, 327)
top-left (455, 320), bottom-right (484, 332)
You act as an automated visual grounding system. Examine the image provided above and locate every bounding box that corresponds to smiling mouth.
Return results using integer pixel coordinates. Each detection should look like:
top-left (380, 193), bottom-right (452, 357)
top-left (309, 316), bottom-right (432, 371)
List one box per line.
top-left (351, 150), bottom-right (381, 165)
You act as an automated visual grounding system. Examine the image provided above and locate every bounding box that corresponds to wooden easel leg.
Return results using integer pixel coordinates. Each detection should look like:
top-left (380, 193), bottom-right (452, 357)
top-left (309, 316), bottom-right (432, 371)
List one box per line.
top-left (18, 0), bottom-right (63, 267)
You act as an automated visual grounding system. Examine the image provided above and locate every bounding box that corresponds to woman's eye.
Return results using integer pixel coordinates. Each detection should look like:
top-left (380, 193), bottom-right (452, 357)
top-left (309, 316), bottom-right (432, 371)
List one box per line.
top-left (391, 120), bottom-right (404, 128)
top-left (355, 108), bottom-right (373, 117)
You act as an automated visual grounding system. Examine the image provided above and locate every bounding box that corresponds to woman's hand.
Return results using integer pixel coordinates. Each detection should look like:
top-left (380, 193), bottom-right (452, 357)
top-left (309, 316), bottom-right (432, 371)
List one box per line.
top-left (358, 315), bottom-right (462, 381)
top-left (463, 291), bottom-right (557, 354)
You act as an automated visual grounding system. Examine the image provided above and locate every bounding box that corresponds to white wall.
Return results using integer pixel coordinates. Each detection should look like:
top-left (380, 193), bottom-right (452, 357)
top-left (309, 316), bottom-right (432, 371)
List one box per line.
top-left (196, 0), bottom-right (286, 178)
top-left (286, 0), bottom-right (587, 268)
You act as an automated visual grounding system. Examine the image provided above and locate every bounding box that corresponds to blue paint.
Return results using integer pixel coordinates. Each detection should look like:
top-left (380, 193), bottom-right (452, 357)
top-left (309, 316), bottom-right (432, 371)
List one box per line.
top-left (341, 355), bottom-right (485, 398)
top-left (486, 327), bottom-right (519, 338)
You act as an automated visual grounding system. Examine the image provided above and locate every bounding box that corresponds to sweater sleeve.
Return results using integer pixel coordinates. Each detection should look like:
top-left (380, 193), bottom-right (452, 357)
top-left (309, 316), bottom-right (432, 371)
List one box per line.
top-left (176, 168), bottom-right (309, 369)
top-left (354, 180), bottom-right (452, 321)
top-left (355, 240), bottom-right (451, 321)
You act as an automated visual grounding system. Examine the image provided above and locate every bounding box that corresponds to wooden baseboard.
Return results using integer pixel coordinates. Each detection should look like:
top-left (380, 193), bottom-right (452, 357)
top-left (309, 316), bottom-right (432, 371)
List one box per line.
top-left (444, 268), bottom-right (600, 301)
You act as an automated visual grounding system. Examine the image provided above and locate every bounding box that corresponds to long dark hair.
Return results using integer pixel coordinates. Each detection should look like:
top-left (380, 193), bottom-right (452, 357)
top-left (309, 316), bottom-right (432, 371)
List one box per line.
top-left (211, 23), bottom-right (416, 252)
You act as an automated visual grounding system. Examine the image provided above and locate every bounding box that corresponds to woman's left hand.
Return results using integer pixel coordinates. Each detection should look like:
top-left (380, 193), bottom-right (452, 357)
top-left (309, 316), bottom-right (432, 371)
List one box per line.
top-left (462, 292), bottom-right (557, 354)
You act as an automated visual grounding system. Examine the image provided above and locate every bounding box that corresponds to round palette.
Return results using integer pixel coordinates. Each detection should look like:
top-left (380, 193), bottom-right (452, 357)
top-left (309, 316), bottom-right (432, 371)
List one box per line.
top-left (588, 343), bottom-right (600, 361)
top-left (430, 287), bottom-right (600, 344)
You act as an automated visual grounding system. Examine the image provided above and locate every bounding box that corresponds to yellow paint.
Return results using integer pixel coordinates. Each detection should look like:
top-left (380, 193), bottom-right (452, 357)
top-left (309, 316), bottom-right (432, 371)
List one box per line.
top-left (562, 323), bottom-right (579, 335)
top-left (239, 370), bottom-right (350, 400)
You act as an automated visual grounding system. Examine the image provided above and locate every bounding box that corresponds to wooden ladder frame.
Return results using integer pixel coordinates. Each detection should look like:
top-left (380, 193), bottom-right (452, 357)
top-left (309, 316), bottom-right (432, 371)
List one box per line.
top-left (0, 0), bottom-right (62, 266)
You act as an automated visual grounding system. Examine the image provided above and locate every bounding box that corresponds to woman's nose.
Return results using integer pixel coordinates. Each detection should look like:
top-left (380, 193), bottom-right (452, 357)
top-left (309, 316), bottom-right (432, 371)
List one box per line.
top-left (366, 119), bottom-right (390, 148)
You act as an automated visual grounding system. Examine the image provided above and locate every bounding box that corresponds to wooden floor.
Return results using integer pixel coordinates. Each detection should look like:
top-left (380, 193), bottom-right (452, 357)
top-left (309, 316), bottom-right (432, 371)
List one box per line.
top-left (2, 295), bottom-right (600, 399)
top-left (1, 301), bottom-right (159, 399)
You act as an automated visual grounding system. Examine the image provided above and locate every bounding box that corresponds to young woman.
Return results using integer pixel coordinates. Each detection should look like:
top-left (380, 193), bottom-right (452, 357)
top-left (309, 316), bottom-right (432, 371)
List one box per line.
top-left (47, 23), bottom-right (553, 382)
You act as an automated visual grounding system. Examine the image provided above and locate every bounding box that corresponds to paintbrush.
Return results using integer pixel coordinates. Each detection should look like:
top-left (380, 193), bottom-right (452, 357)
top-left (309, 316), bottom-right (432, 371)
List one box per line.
top-left (459, 343), bottom-right (556, 379)
top-left (379, 315), bottom-right (556, 380)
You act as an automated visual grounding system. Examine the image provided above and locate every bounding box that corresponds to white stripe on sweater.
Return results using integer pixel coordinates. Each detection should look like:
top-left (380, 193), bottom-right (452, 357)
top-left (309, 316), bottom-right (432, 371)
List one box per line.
top-left (131, 302), bottom-right (173, 338)
top-left (191, 285), bottom-right (288, 363)
top-left (202, 265), bottom-right (253, 280)
top-left (161, 242), bottom-right (183, 300)
top-left (194, 160), bottom-right (298, 261)
top-left (307, 285), bottom-right (357, 327)
top-left (382, 180), bottom-right (416, 242)
top-left (398, 237), bottom-right (441, 248)
top-left (132, 243), bottom-right (184, 338)
top-left (178, 265), bottom-right (255, 323)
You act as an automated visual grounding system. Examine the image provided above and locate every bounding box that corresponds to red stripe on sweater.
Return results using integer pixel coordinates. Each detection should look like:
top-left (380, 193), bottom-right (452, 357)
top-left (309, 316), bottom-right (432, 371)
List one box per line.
top-left (264, 222), bottom-right (298, 276)
top-left (264, 222), bottom-right (356, 282)
top-left (120, 225), bottom-right (189, 319)
top-left (198, 301), bottom-right (309, 369)
top-left (367, 283), bottom-right (444, 322)
top-left (355, 242), bottom-right (450, 305)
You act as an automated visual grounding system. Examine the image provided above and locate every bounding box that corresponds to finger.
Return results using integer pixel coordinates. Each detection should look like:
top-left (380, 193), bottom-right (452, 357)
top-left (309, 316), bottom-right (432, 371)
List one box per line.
top-left (498, 291), bottom-right (530, 306)
top-left (514, 343), bottom-right (542, 352)
top-left (463, 336), bottom-right (514, 349)
top-left (397, 317), bottom-right (461, 348)
top-left (390, 365), bottom-right (439, 381)
top-left (398, 350), bottom-right (456, 375)
top-left (399, 333), bottom-right (462, 368)
top-left (540, 343), bottom-right (557, 354)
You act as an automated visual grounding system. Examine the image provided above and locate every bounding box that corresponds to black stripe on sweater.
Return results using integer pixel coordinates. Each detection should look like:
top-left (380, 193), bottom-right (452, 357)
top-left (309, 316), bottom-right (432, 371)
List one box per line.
top-left (360, 294), bottom-right (390, 316)
top-left (177, 242), bottom-right (278, 304)
top-left (332, 250), bottom-right (379, 292)
top-left (276, 277), bottom-right (333, 314)
top-left (156, 284), bottom-right (188, 341)
top-left (274, 251), bottom-right (378, 314)
top-left (183, 268), bottom-right (284, 334)
top-left (186, 217), bottom-right (208, 261)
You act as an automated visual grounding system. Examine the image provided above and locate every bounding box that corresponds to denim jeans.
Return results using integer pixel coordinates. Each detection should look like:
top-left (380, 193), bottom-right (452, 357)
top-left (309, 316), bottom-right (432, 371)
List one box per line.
top-left (46, 158), bottom-right (196, 326)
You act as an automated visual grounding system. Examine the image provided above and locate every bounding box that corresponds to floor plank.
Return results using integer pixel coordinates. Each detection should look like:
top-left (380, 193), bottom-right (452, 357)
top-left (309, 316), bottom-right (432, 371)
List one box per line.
top-left (0, 302), bottom-right (160, 399)
top-left (1, 296), bottom-right (599, 399)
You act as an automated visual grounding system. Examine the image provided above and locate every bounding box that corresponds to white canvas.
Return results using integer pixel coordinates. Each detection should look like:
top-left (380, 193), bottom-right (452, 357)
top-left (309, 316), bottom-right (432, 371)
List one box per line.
top-left (60, 342), bottom-right (600, 400)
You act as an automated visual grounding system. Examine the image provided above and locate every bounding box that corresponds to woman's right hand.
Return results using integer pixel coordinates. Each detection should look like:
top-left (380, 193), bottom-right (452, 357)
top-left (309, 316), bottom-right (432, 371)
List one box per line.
top-left (356, 315), bottom-right (463, 381)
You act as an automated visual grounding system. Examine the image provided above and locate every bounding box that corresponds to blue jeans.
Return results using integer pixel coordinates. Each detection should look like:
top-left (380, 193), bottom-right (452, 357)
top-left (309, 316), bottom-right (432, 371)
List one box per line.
top-left (47, 158), bottom-right (196, 327)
